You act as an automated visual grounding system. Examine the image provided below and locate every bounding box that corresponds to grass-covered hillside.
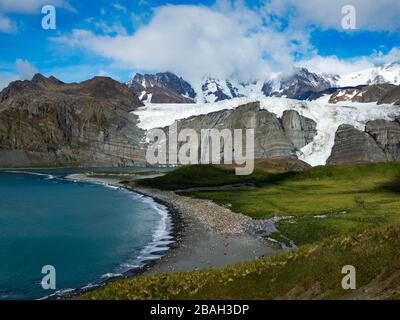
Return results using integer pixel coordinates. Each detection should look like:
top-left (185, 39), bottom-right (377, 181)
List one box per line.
top-left (86, 162), bottom-right (400, 300)
top-left (84, 224), bottom-right (400, 300)
top-left (134, 164), bottom-right (270, 190)
top-left (137, 162), bottom-right (400, 246)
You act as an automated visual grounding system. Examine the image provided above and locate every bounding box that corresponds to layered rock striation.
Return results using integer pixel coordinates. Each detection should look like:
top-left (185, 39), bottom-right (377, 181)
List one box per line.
top-left (0, 74), bottom-right (146, 167)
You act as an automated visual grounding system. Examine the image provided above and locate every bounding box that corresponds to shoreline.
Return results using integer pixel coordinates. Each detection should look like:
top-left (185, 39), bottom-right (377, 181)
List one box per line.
top-left (46, 173), bottom-right (182, 300)
top-left (129, 186), bottom-right (277, 275)
top-left (61, 173), bottom-right (278, 299)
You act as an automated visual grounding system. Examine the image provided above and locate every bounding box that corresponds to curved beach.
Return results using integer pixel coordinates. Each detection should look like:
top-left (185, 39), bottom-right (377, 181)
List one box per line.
top-left (67, 174), bottom-right (277, 277)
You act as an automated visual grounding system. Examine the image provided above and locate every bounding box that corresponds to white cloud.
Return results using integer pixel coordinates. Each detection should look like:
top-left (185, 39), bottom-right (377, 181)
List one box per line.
top-left (297, 56), bottom-right (372, 75)
top-left (0, 72), bottom-right (17, 90)
top-left (92, 20), bottom-right (127, 35)
top-left (0, 14), bottom-right (14, 33)
top-left (53, 3), bottom-right (310, 84)
top-left (0, 0), bottom-right (74, 33)
top-left (50, 1), bottom-right (400, 84)
top-left (298, 47), bottom-right (400, 76)
top-left (0, 59), bottom-right (37, 90)
top-left (0, 0), bottom-right (73, 13)
top-left (262, 0), bottom-right (400, 32)
top-left (372, 47), bottom-right (400, 65)
top-left (112, 3), bottom-right (127, 14)
top-left (15, 59), bottom-right (38, 80)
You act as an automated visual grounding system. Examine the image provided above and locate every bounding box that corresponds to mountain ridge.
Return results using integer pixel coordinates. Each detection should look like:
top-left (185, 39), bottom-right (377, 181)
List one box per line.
top-left (126, 62), bottom-right (400, 104)
top-left (0, 74), bottom-right (146, 167)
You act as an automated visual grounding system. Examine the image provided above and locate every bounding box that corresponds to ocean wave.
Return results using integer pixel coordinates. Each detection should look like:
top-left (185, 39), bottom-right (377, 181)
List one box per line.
top-left (5, 170), bottom-right (56, 180)
top-left (114, 193), bottom-right (174, 274)
top-left (101, 273), bottom-right (123, 279)
top-left (67, 176), bottom-right (121, 190)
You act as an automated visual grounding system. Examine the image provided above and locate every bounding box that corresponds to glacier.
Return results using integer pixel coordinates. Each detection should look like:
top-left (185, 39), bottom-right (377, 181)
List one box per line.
top-left (133, 96), bottom-right (400, 167)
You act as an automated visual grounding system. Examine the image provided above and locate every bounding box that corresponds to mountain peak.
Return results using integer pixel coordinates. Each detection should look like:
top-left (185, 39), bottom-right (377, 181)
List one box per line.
top-left (31, 74), bottom-right (64, 87)
top-left (31, 73), bottom-right (47, 82)
top-left (1, 74), bottom-right (143, 109)
top-left (127, 71), bottom-right (196, 103)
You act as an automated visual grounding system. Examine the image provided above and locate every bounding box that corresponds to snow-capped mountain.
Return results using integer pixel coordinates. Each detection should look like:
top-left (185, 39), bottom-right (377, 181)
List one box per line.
top-left (128, 64), bottom-right (400, 105)
top-left (262, 68), bottom-right (339, 100)
top-left (196, 68), bottom-right (338, 103)
top-left (338, 62), bottom-right (400, 87)
top-left (196, 78), bottom-right (249, 103)
top-left (127, 72), bottom-right (195, 103)
top-left (197, 78), bottom-right (239, 103)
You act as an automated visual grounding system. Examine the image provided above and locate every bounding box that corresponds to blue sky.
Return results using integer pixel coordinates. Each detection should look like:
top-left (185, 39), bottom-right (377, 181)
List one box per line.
top-left (0, 0), bottom-right (400, 88)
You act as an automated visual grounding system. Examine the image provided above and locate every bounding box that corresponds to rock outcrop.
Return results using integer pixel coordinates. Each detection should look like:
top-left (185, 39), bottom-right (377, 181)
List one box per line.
top-left (365, 119), bottom-right (400, 161)
top-left (378, 86), bottom-right (400, 105)
top-left (327, 84), bottom-right (396, 104)
top-left (281, 110), bottom-right (317, 150)
top-left (320, 83), bottom-right (400, 105)
top-left (155, 102), bottom-right (317, 162)
top-left (327, 125), bottom-right (388, 165)
top-left (328, 117), bottom-right (400, 165)
top-left (127, 73), bottom-right (195, 103)
top-left (0, 74), bottom-right (146, 167)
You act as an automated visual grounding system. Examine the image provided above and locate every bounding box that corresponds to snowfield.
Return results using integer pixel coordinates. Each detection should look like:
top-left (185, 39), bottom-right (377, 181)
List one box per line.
top-left (133, 96), bottom-right (400, 166)
top-left (338, 62), bottom-right (400, 87)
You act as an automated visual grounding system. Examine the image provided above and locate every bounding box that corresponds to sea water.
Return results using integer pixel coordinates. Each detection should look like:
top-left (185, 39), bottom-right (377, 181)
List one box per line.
top-left (0, 170), bottom-right (172, 300)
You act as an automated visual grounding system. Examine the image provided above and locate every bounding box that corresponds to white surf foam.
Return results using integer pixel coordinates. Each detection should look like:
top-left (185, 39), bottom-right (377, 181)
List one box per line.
top-left (5, 170), bottom-right (56, 180)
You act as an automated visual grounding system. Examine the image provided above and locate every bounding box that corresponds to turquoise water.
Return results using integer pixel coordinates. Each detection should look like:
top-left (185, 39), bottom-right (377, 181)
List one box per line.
top-left (0, 170), bottom-right (172, 300)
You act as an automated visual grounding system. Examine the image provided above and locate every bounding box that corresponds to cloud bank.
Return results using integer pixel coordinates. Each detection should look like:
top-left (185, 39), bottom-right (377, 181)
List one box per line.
top-left (0, 59), bottom-right (37, 90)
top-left (263, 0), bottom-right (400, 31)
top-left (0, 0), bottom-right (74, 33)
top-left (15, 59), bottom-right (38, 80)
top-left (54, 2), bottom-right (311, 84)
top-left (53, 0), bottom-right (400, 84)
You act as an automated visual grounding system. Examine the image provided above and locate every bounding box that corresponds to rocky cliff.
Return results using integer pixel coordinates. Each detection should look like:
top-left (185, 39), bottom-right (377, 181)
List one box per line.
top-left (313, 83), bottom-right (400, 105)
top-left (154, 102), bottom-right (317, 162)
top-left (127, 73), bottom-right (195, 103)
top-left (365, 118), bottom-right (400, 161)
top-left (327, 118), bottom-right (400, 165)
top-left (0, 74), bottom-right (146, 167)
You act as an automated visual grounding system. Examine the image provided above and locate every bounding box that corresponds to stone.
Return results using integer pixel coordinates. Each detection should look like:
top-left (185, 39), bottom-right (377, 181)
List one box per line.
top-left (366, 119), bottom-right (400, 161)
top-left (281, 110), bottom-right (317, 150)
top-left (327, 124), bottom-right (387, 165)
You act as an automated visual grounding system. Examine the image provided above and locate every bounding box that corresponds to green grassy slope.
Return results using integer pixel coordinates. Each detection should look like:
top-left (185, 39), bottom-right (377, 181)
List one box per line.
top-left (135, 164), bottom-right (270, 190)
top-left (84, 224), bottom-right (400, 300)
top-left (137, 163), bottom-right (400, 246)
top-left (85, 162), bottom-right (400, 300)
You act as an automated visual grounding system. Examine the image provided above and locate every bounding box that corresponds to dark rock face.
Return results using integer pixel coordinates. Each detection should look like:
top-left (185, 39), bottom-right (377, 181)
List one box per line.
top-left (281, 110), bottom-right (317, 150)
top-left (365, 119), bottom-right (400, 161)
top-left (201, 78), bottom-right (244, 102)
top-left (261, 81), bottom-right (273, 97)
top-left (263, 68), bottom-right (338, 100)
top-left (327, 125), bottom-right (387, 165)
top-left (157, 102), bottom-right (317, 161)
top-left (0, 74), bottom-right (146, 167)
top-left (152, 72), bottom-right (196, 99)
top-left (127, 73), bottom-right (196, 103)
top-left (326, 84), bottom-right (397, 104)
top-left (356, 84), bottom-right (397, 103)
top-left (378, 86), bottom-right (400, 105)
